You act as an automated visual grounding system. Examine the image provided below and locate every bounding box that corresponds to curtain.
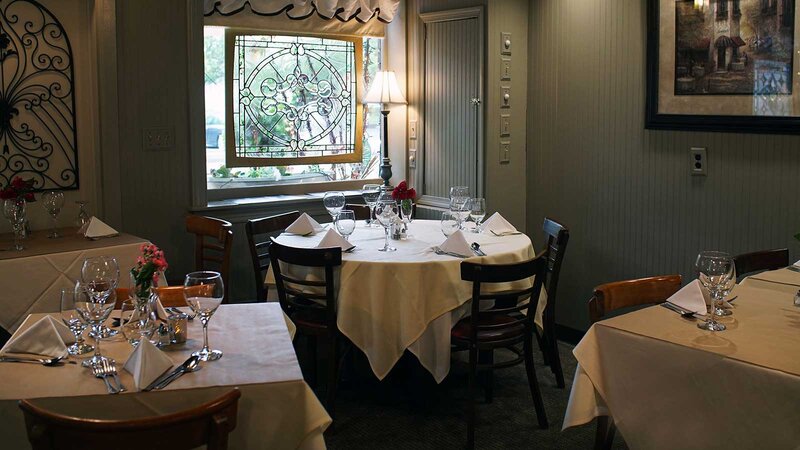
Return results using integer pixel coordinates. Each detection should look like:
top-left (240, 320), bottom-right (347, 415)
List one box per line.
top-left (204, 0), bottom-right (400, 23)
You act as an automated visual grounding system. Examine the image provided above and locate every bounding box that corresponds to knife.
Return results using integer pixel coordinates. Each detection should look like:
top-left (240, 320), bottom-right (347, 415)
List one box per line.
top-left (143, 355), bottom-right (196, 392)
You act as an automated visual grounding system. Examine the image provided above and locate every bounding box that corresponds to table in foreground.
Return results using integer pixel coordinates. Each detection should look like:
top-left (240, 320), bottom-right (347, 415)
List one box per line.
top-left (268, 219), bottom-right (542, 383)
top-left (0, 303), bottom-right (330, 449)
top-left (562, 270), bottom-right (800, 449)
top-left (0, 228), bottom-right (146, 333)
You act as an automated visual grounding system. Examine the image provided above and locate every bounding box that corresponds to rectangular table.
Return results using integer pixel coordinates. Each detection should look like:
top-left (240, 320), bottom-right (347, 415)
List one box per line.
top-left (0, 228), bottom-right (146, 333)
top-left (0, 303), bottom-right (330, 449)
top-left (563, 270), bottom-right (800, 449)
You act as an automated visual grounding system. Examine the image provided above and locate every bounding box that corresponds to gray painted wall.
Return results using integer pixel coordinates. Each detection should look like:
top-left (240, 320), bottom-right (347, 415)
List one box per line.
top-left (526, 0), bottom-right (800, 331)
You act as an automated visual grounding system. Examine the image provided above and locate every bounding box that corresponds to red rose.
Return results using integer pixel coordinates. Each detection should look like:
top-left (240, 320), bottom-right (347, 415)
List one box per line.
top-left (0, 188), bottom-right (13, 200)
top-left (408, 188), bottom-right (416, 200)
top-left (24, 192), bottom-right (35, 202)
top-left (10, 177), bottom-right (25, 189)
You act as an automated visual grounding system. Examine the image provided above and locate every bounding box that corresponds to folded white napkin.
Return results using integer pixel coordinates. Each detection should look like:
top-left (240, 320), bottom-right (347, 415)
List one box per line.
top-left (78, 216), bottom-right (119, 239)
top-left (0, 316), bottom-right (73, 358)
top-left (316, 229), bottom-right (355, 252)
top-left (482, 212), bottom-right (518, 236)
top-left (123, 338), bottom-right (174, 391)
top-left (439, 230), bottom-right (474, 258)
top-left (286, 213), bottom-right (324, 236)
top-left (666, 279), bottom-right (711, 314)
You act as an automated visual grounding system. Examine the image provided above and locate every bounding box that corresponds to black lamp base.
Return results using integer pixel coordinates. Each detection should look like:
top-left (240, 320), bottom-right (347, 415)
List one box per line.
top-left (379, 157), bottom-right (393, 187)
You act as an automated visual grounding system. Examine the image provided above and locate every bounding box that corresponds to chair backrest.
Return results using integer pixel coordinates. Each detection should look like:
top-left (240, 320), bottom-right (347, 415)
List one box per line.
top-left (733, 248), bottom-right (789, 279)
top-left (588, 275), bottom-right (682, 324)
top-left (268, 239), bottom-right (342, 331)
top-left (115, 286), bottom-right (198, 309)
top-left (185, 215), bottom-right (233, 302)
top-left (460, 253), bottom-right (547, 344)
top-left (245, 211), bottom-right (301, 301)
top-left (345, 204), bottom-right (371, 221)
top-left (19, 389), bottom-right (241, 450)
top-left (541, 217), bottom-right (569, 324)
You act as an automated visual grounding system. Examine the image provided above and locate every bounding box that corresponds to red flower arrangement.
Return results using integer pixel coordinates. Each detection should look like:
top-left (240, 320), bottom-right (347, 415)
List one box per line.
top-left (391, 181), bottom-right (416, 202)
top-left (130, 243), bottom-right (169, 300)
top-left (0, 176), bottom-right (36, 202)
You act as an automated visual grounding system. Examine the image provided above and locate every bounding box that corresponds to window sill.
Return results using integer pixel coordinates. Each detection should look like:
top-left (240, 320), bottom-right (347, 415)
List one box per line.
top-left (191, 190), bottom-right (367, 216)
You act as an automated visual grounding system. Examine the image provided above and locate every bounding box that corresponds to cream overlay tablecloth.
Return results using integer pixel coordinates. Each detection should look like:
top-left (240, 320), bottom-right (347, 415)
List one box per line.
top-left (562, 271), bottom-right (800, 449)
top-left (0, 229), bottom-right (146, 333)
top-left (267, 219), bottom-right (544, 383)
top-left (0, 303), bottom-right (330, 449)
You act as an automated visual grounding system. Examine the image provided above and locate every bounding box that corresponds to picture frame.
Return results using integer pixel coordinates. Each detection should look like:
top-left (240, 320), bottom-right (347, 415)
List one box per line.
top-left (646, 0), bottom-right (800, 134)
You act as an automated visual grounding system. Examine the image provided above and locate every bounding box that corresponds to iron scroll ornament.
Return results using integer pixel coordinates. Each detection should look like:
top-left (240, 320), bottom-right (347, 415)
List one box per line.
top-left (0, 0), bottom-right (78, 191)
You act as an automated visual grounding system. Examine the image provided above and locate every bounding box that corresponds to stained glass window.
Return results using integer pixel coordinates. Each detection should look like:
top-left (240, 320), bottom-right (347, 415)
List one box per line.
top-left (227, 33), bottom-right (363, 167)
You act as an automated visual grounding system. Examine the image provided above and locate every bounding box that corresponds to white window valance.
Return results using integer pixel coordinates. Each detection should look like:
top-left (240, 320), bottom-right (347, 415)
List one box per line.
top-left (204, 0), bottom-right (400, 23)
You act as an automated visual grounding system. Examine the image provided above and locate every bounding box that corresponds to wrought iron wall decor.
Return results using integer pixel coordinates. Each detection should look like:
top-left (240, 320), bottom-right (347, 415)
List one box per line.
top-left (0, 0), bottom-right (78, 190)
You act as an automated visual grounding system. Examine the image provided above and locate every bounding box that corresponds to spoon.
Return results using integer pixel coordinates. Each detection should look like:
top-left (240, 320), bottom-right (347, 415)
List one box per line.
top-left (155, 356), bottom-right (201, 390)
top-left (0, 355), bottom-right (66, 366)
top-left (471, 242), bottom-right (486, 256)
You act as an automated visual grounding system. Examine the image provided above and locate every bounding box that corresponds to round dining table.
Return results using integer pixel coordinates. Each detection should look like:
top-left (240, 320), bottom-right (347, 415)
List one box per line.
top-left (268, 219), bottom-right (544, 383)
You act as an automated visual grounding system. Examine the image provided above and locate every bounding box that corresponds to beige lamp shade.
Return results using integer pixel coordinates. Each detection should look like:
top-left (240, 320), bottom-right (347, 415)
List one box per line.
top-left (363, 71), bottom-right (407, 105)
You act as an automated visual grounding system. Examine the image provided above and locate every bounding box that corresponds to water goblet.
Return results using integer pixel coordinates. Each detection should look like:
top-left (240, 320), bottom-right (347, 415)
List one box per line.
top-left (400, 200), bottom-right (414, 237)
top-left (715, 263), bottom-right (736, 316)
top-left (441, 211), bottom-right (460, 237)
top-left (469, 198), bottom-right (486, 233)
top-left (323, 191), bottom-right (346, 225)
top-left (75, 280), bottom-right (116, 367)
top-left (361, 184), bottom-right (381, 226)
top-left (375, 199), bottom-right (398, 252)
top-left (449, 186), bottom-right (471, 229)
top-left (60, 288), bottom-right (93, 356)
top-left (335, 210), bottom-right (356, 242)
top-left (696, 251), bottom-right (734, 332)
top-left (42, 191), bottom-right (65, 238)
top-left (3, 199), bottom-right (26, 251)
top-left (75, 200), bottom-right (90, 227)
top-left (81, 256), bottom-right (120, 338)
top-left (184, 271), bottom-right (224, 361)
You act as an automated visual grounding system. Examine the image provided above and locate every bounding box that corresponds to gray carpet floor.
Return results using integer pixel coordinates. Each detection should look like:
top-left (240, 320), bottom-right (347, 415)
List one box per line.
top-left (319, 342), bottom-right (629, 449)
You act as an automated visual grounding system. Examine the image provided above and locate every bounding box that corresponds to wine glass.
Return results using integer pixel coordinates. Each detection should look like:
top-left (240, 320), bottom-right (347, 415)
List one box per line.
top-left (60, 288), bottom-right (93, 356)
top-left (449, 186), bottom-right (471, 229)
top-left (335, 210), bottom-right (356, 242)
top-left (361, 184), bottom-right (381, 226)
top-left (716, 263), bottom-right (736, 316)
top-left (695, 251), bottom-right (734, 332)
top-left (42, 191), bottom-right (65, 239)
top-left (184, 271), bottom-right (224, 361)
top-left (469, 198), bottom-right (486, 233)
top-left (400, 200), bottom-right (414, 237)
top-left (74, 280), bottom-right (116, 367)
top-left (75, 200), bottom-right (90, 227)
top-left (81, 256), bottom-right (120, 338)
top-left (323, 191), bottom-right (346, 225)
top-left (441, 211), bottom-right (460, 237)
top-left (375, 199), bottom-right (398, 252)
top-left (3, 199), bottom-right (26, 251)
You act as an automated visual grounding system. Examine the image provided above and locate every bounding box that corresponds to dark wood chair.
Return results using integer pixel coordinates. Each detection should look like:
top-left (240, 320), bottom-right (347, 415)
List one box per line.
top-left (452, 254), bottom-right (549, 449)
top-left (588, 275), bottom-right (682, 450)
top-left (733, 248), bottom-right (789, 280)
top-left (345, 204), bottom-right (371, 221)
top-left (19, 389), bottom-right (241, 450)
top-left (185, 215), bottom-right (233, 302)
top-left (268, 239), bottom-right (349, 423)
top-left (246, 211), bottom-right (301, 302)
top-left (114, 286), bottom-right (188, 308)
top-left (536, 217), bottom-right (570, 389)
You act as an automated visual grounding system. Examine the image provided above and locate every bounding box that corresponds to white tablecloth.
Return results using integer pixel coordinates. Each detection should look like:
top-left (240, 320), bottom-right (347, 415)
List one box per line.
top-left (0, 230), bottom-right (147, 333)
top-left (562, 271), bottom-right (800, 449)
top-left (0, 303), bottom-right (330, 449)
top-left (268, 219), bottom-right (543, 383)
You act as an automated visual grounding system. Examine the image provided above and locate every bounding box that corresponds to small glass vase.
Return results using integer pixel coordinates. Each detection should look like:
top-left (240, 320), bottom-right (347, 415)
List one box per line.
top-left (123, 274), bottom-right (159, 345)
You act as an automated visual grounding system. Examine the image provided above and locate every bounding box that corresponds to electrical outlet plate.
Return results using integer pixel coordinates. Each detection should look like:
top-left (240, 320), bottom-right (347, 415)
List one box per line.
top-left (501, 57), bottom-right (512, 80)
top-left (500, 114), bottom-right (511, 136)
top-left (409, 120), bottom-right (417, 140)
top-left (409, 149), bottom-right (417, 169)
top-left (500, 86), bottom-right (511, 108)
top-left (143, 127), bottom-right (174, 150)
top-left (499, 140), bottom-right (510, 163)
top-left (501, 32), bottom-right (512, 55)
top-left (690, 147), bottom-right (707, 175)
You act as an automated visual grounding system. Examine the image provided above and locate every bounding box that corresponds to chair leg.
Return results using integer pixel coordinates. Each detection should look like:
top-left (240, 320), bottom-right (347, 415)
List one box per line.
top-left (325, 335), bottom-right (340, 422)
top-left (466, 345), bottom-right (478, 450)
top-left (523, 336), bottom-right (549, 429)
top-left (535, 328), bottom-right (550, 365)
top-left (594, 416), bottom-right (616, 450)
top-left (547, 328), bottom-right (565, 389)
top-left (305, 336), bottom-right (317, 388)
top-left (478, 349), bottom-right (494, 403)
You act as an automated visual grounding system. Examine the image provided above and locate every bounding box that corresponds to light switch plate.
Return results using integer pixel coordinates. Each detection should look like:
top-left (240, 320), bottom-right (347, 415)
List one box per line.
top-left (142, 127), bottom-right (174, 150)
top-left (409, 120), bottom-right (417, 140)
top-left (501, 57), bottom-right (512, 80)
top-left (409, 149), bottom-right (417, 169)
top-left (501, 32), bottom-right (512, 55)
top-left (499, 140), bottom-right (510, 163)
top-left (500, 86), bottom-right (511, 108)
top-left (500, 114), bottom-right (511, 136)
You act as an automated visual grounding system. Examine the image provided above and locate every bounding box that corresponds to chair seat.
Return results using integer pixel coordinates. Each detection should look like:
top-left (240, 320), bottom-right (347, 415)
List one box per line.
top-left (451, 314), bottom-right (524, 343)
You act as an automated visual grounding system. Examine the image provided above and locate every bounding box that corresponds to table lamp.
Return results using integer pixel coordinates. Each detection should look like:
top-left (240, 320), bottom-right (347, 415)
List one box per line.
top-left (363, 71), bottom-right (407, 187)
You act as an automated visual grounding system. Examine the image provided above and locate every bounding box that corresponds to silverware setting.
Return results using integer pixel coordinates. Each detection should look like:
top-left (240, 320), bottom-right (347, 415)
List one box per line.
top-left (471, 242), bottom-right (487, 256)
top-left (168, 306), bottom-right (195, 320)
top-left (490, 230), bottom-right (523, 236)
top-left (0, 355), bottom-right (67, 366)
top-left (92, 360), bottom-right (123, 394)
top-left (143, 355), bottom-right (201, 392)
top-left (786, 265), bottom-right (800, 273)
top-left (433, 247), bottom-right (467, 258)
top-left (104, 359), bottom-right (125, 393)
top-left (661, 302), bottom-right (698, 319)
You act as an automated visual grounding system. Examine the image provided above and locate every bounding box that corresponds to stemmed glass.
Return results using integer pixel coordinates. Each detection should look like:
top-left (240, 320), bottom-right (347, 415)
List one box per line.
top-left (74, 280), bottom-right (116, 367)
top-left (3, 199), bottom-right (26, 251)
top-left (361, 184), bottom-right (381, 226)
top-left (60, 288), bottom-right (93, 356)
top-left (75, 200), bottom-right (90, 227)
top-left (323, 191), bottom-right (346, 225)
top-left (715, 263), bottom-right (736, 316)
top-left (335, 210), bottom-right (356, 242)
top-left (469, 198), bottom-right (486, 233)
top-left (441, 211), bottom-right (460, 237)
top-left (400, 200), bottom-right (414, 237)
top-left (449, 186), bottom-right (471, 229)
top-left (375, 199), bottom-right (398, 252)
top-left (695, 251), bottom-right (734, 332)
top-left (81, 256), bottom-right (120, 338)
top-left (42, 191), bottom-right (65, 239)
top-left (184, 271), bottom-right (224, 361)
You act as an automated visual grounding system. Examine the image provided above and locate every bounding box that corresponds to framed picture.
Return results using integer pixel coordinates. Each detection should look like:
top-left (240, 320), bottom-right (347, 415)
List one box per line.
top-left (646, 0), bottom-right (800, 134)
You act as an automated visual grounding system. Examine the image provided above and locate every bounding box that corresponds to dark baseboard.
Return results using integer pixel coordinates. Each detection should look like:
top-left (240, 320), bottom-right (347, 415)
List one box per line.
top-left (555, 324), bottom-right (585, 346)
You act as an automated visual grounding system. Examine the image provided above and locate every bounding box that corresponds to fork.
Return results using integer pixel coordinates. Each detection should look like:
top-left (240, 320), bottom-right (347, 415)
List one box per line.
top-left (92, 362), bottom-right (117, 394)
top-left (103, 359), bottom-right (125, 393)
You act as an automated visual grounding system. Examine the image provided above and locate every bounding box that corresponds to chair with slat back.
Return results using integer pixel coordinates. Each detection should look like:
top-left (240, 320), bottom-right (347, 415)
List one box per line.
top-left (587, 274), bottom-right (682, 450)
top-left (19, 389), bottom-right (241, 450)
top-left (268, 239), bottom-right (349, 423)
top-left (733, 248), bottom-right (789, 280)
top-left (114, 286), bottom-right (214, 309)
top-left (537, 217), bottom-right (570, 389)
top-left (185, 215), bottom-right (233, 302)
top-left (345, 204), bottom-right (371, 221)
top-left (452, 254), bottom-right (549, 449)
top-left (246, 211), bottom-right (301, 302)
